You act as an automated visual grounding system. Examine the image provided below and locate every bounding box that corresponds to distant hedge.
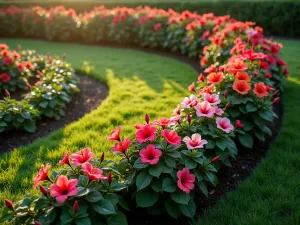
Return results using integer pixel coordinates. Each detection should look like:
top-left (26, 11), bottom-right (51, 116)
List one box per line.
top-left (0, 1), bottom-right (299, 37)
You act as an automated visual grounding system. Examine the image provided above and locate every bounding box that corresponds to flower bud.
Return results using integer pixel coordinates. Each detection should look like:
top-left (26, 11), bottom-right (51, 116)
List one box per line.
top-left (5, 89), bottom-right (10, 97)
top-left (198, 74), bottom-right (205, 82)
top-left (272, 90), bottom-right (279, 97)
top-left (211, 156), bottom-right (220, 164)
top-left (145, 114), bottom-right (150, 124)
top-left (107, 172), bottom-right (112, 185)
top-left (34, 222), bottom-right (42, 225)
top-left (39, 185), bottom-right (48, 197)
top-left (273, 97), bottom-right (280, 105)
top-left (236, 120), bottom-right (243, 129)
top-left (100, 152), bottom-right (105, 163)
top-left (253, 71), bottom-right (258, 77)
top-left (73, 200), bottom-right (79, 214)
top-left (26, 83), bottom-right (32, 90)
top-left (224, 90), bottom-right (228, 99)
top-left (4, 199), bottom-right (13, 211)
top-left (225, 102), bottom-right (230, 109)
top-left (188, 82), bottom-right (195, 92)
top-left (187, 113), bottom-right (191, 125)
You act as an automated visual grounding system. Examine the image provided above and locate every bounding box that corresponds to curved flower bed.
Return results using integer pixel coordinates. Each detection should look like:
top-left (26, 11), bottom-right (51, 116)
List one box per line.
top-left (0, 5), bottom-right (288, 225)
top-left (0, 43), bottom-right (79, 133)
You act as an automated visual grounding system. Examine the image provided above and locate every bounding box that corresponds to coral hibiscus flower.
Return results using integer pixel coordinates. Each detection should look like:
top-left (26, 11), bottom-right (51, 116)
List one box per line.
top-left (183, 133), bottom-right (207, 149)
top-left (50, 175), bottom-right (78, 203)
top-left (82, 162), bottom-right (107, 181)
top-left (177, 168), bottom-right (195, 194)
top-left (162, 130), bottom-right (181, 146)
top-left (71, 148), bottom-right (94, 166)
top-left (253, 82), bottom-right (269, 98)
top-left (112, 137), bottom-right (132, 152)
top-left (235, 71), bottom-right (251, 82)
top-left (33, 164), bottom-right (51, 188)
top-left (207, 72), bottom-right (224, 85)
top-left (139, 144), bottom-right (162, 165)
top-left (229, 59), bottom-right (248, 74)
top-left (107, 126), bottom-right (122, 141)
top-left (216, 117), bottom-right (234, 133)
top-left (232, 80), bottom-right (251, 95)
top-left (155, 117), bottom-right (171, 129)
top-left (136, 124), bottom-right (157, 143)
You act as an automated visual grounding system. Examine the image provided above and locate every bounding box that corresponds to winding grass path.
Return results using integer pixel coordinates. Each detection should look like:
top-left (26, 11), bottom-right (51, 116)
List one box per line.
top-left (0, 38), bottom-right (299, 225)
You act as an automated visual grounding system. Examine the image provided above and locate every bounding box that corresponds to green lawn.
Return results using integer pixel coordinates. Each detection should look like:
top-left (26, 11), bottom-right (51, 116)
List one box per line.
top-left (195, 39), bottom-right (300, 225)
top-left (0, 38), bottom-right (299, 225)
top-left (0, 38), bottom-right (196, 204)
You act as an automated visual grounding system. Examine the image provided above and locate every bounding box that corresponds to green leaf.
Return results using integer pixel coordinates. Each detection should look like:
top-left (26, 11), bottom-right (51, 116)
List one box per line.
top-left (246, 102), bottom-right (257, 112)
top-left (205, 172), bottom-right (217, 186)
top-left (21, 111), bottom-right (31, 119)
top-left (118, 159), bottom-right (128, 175)
top-left (76, 187), bottom-right (90, 197)
top-left (165, 156), bottom-right (176, 167)
top-left (165, 198), bottom-right (181, 219)
top-left (150, 178), bottom-right (162, 192)
top-left (149, 164), bottom-right (163, 178)
top-left (133, 158), bottom-right (148, 169)
top-left (85, 190), bottom-right (103, 202)
top-left (198, 182), bottom-right (208, 197)
top-left (136, 169), bottom-right (153, 191)
top-left (184, 158), bottom-right (197, 169)
top-left (258, 110), bottom-right (274, 122)
top-left (78, 176), bottom-right (89, 187)
top-left (23, 121), bottom-right (36, 133)
top-left (75, 218), bottom-right (91, 225)
top-left (216, 139), bottom-right (227, 150)
top-left (162, 178), bottom-right (177, 193)
top-left (171, 190), bottom-right (190, 205)
top-left (136, 188), bottom-right (159, 207)
top-left (178, 200), bottom-right (196, 218)
top-left (118, 196), bottom-right (129, 211)
top-left (93, 199), bottom-right (116, 215)
top-left (238, 133), bottom-right (253, 149)
top-left (165, 150), bottom-right (181, 159)
top-left (39, 101), bottom-right (48, 109)
top-left (104, 193), bottom-right (119, 206)
top-left (107, 211), bottom-right (128, 225)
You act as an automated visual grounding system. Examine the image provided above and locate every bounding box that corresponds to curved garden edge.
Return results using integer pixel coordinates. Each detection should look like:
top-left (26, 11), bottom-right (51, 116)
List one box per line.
top-left (2, 39), bottom-right (285, 225)
top-left (0, 73), bottom-right (109, 153)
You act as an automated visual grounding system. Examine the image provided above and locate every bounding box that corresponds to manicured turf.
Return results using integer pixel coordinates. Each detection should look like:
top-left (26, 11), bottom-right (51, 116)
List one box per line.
top-left (0, 38), bottom-right (196, 204)
top-left (195, 39), bottom-right (300, 225)
top-left (0, 39), bottom-right (299, 225)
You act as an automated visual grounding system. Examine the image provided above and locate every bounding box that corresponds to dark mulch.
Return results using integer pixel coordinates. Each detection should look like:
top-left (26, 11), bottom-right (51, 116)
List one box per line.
top-left (0, 74), bottom-right (109, 153)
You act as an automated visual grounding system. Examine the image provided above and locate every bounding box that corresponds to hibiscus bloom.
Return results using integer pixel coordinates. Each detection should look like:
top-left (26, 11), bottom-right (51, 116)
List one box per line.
top-left (195, 101), bottom-right (215, 118)
top-left (139, 144), bottom-right (162, 165)
top-left (136, 124), bottom-right (156, 143)
top-left (50, 175), bottom-right (78, 203)
top-left (188, 82), bottom-right (196, 92)
top-left (214, 107), bottom-right (224, 116)
top-left (18, 62), bottom-right (24, 71)
top-left (229, 59), bottom-right (248, 74)
top-left (253, 82), bottom-right (269, 98)
top-left (216, 117), bottom-right (234, 133)
top-left (59, 152), bottom-right (70, 165)
top-left (154, 23), bottom-right (162, 31)
top-left (173, 104), bottom-right (181, 115)
top-left (155, 117), bottom-right (170, 129)
top-left (232, 80), bottom-right (251, 95)
top-left (71, 148), bottom-right (94, 166)
top-left (170, 115), bottom-right (181, 124)
top-left (3, 57), bottom-right (13, 65)
top-left (162, 130), bottom-right (181, 146)
top-left (82, 162), bottom-right (107, 181)
top-left (33, 164), bottom-right (51, 188)
top-left (0, 73), bottom-right (10, 83)
top-left (107, 126), bottom-right (122, 141)
top-left (207, 72), bottom-right (224, 85)
top-left (235, 71), bottom-right (251, 82)
top-left (181, 94), bottom-right (198, 108)
top-left (236, 120), bottom-right (244, 129)
top-left (177, 168), bottom-right (195, 194)
top-left (183, 133), bottom-right (207, 149)
top-left (203, 93), bottom-right (220, 105)
top-left (112, 137), bottom-right (132, 152)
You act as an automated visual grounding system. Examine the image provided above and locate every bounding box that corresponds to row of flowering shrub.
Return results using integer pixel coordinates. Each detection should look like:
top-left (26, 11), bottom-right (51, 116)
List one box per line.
top-left (1, 4), bottom-right (287, 225)
top-left (0, 43), bottom-right (79, 132)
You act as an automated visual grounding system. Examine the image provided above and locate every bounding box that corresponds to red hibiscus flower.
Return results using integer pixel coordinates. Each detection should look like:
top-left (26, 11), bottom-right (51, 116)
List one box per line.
top-left (0, 73), bottom-right (11, 83)
top-left (33, 164), bottom-right (51, 188)
top-left (161, 129), bottom-right (181, 146)
top-left (139, 144), bottom-right (162, 165)
top-left (177, 168), bottom-right (195, 194)
top-left (107, 126), bottom-right (122, 141)
top-left (253, 82), bottom-right (269, 98)
top-left (71, 148), bottom-right (94, 166)
top-left (82, 162), bottom-right (107, 181)
top-left (155, 117), bottom-right (170, 129)
top-left (235, 71), bottom-right (251, 82)
top-left (188, 82), bottom-right (196, 92)
top-left (136, 124), bottom-right (157, 143)
top-left (50, 175), bottom-right (78, 203)
top-left (59, 152), bottom-right (70, 166)
top-left (154, 23), bottom-right (162, 31)
top-left (229, 59), bottom-right (248, 74)
top-left (112, 137), bottom-right (132, 152)
top-left (232, 80), bottom-right (251, 95)
top-left (3, 57), bottom-right (13, 65)
top-left (207, 72), bottom-right (224, 85)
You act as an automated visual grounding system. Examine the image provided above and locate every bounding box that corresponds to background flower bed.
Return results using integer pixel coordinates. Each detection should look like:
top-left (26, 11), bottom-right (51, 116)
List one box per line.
top-left (0, 0), bottom-right (299, 37)
top-left (0, 3), bottom-right (296, 225)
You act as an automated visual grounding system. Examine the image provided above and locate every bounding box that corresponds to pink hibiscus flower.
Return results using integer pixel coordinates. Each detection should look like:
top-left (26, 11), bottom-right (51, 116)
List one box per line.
top-left (155, 117), bottom-right (171, 129)
top-left (82, 162), bottom-right (107, 181)
top-left (183, 133), bottom-right (208, 149)
top-left (195, 101), bottom-right (215, 118)
top-left (214, 107), bottom-right (224, 116)
top-left (177, 168), bottom-right (195, 194)
top-left (161, 130), bottom-right (181, 146)
top-left (216, 117), bottom-right (234, 133)
top-left (33, 164), bottom-right (51, 188)
top-left (136, 124), bottom-right (157, 144)
top-left (71, 148), bottom-right (95, 166)
top-left (181, 94), bottom-right (198, 108)
top-left (203, 93), bottom-right (221, 105)
top-left (139, 144), bottom-right (162, 165)
top-left (106, 126), bottom-right (122, 141)
top-left (112, 137), bottom-right (132, 153)
top-left (50, 175), bottom-right (78, 203)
